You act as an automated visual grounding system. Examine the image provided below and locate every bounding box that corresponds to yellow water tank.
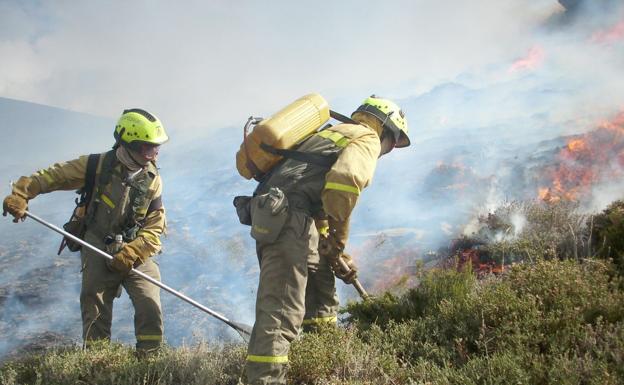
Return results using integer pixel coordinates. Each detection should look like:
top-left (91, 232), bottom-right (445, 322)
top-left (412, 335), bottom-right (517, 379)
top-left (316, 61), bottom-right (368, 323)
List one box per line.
top-left (236, 93), bottom-right (330, 180)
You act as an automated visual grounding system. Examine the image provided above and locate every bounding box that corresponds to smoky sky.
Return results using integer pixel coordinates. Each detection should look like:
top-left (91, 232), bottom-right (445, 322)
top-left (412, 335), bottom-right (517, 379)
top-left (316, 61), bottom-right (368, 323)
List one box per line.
top-left (0, 0), bottom-right (589, 131)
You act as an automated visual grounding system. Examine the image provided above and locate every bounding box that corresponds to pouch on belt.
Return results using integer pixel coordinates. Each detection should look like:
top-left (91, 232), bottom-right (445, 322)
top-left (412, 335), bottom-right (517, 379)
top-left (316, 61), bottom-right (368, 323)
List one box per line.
top-left (233, 196), bottom-right (253, 226)
top-left (250, 187), bottom-right (289, 243)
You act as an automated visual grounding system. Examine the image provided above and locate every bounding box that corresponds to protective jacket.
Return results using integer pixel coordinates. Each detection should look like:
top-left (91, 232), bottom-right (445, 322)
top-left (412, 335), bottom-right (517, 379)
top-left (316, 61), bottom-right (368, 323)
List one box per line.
top-left (256, 121), bottom-right (381, 243)
top-left (12, 150), bottom-right (165, 261)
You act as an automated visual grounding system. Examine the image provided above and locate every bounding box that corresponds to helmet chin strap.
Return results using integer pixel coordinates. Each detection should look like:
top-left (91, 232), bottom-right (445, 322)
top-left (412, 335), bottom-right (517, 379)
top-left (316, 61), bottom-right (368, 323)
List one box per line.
top-left (113, 127), bottom-right (126, 150)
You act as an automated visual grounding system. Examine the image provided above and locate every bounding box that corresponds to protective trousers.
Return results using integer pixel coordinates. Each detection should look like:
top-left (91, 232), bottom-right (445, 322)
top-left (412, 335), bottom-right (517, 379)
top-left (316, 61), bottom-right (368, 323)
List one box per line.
top-left (80, 231), bottom-right (163, 351)
top-left (246, 210), bottom-right (317, 385)
top-left (303, 251), bottom-right (339, 331)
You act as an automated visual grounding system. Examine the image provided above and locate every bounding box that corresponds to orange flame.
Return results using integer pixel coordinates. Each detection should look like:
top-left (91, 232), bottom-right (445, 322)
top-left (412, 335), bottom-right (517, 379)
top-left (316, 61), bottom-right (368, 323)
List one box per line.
top-left (591, 20), bottom-right (624, 44)
top-left (538, 110), bottom-right (624, 203)
top-left (567, 138), bottom-right (587, 152)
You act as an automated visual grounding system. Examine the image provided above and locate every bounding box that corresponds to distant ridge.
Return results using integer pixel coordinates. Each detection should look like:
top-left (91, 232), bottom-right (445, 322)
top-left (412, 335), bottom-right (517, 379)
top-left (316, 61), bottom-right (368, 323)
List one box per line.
top-left (0, 97), bottom-right (112, 172)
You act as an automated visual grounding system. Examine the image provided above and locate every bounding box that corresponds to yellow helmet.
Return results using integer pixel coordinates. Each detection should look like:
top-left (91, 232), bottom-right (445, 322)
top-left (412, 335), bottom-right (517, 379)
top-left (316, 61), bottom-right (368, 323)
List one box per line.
top-left (114, 108), bottom-right (169, 147)
top-left (352, 95), bottom-right (410, 148)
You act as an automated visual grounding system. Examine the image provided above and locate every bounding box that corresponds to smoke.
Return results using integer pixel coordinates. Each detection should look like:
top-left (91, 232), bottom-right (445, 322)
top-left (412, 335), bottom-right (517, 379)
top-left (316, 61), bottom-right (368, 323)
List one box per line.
top-left (0, 0), bottom-right (563, 130)
top-left (2, 0), bottom-right (624, 358)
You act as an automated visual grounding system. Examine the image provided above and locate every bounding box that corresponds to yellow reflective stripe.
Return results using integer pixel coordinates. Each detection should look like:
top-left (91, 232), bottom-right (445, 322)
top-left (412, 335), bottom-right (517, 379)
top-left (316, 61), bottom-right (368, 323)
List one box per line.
top-left (318, 130), bottom-right (349, 147)
top-left (335, 137), bottom-right (349, 148)
top-left (302, 315), bottom-right (337, 325)
top-left (139, 232), bottom-right (161, 245)
top-left (247, 355), bottom-right (289, 364)
top-left (135, 207), bottom-right (148, 215)
top-left (37, 170), bottom-right (55, 185)
top-left (325, 182), bottom-right (360, 195)
top-left (252, 225), bottom-right (270, 234)
top-left (318, 226), bottom-right (330, 237)
top-left (136, 335), bottom-right (162, 341)
top-left (100, 194), bottom-right (116, 208)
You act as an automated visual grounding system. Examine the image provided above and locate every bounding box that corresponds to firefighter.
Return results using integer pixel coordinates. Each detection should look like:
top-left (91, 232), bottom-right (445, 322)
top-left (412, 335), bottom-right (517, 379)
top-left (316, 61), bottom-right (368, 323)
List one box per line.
top-left (2, 108), bottom-right (169, 355)
top-left (245, 95), bottom-right (410, 384)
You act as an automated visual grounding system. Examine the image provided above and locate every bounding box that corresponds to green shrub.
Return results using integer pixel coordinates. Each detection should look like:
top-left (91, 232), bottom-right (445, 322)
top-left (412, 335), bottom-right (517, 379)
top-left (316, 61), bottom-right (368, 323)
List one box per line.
top-left (289, 324), bottom-right (406, 385)
top-left (3, 255), bottom-right (624, 384)
top-left (344, 267), bottom-right (476, 330)
top-left (0, 340), bottom-right (246, 385)
top-left (592, 199), bottom-right (624, 275)
top-left (344, 258), bottom-right (624, 384)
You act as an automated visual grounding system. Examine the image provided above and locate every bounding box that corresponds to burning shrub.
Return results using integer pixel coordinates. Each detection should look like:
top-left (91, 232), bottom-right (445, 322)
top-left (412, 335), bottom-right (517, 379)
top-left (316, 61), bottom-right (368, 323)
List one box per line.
top-left (454, 200), bottom-right (590, 272)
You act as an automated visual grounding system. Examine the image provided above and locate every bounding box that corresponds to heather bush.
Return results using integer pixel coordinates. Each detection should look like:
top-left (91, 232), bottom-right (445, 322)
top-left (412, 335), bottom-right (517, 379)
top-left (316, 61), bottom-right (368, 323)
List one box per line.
top-left (592, 199), bottom-right (624, 275)
top-left (0, 341), bottom-right (246, 385)
top-left (5, 194), bottom-right (624, 385)
top-left (344, 258), bottom-right (624, 384)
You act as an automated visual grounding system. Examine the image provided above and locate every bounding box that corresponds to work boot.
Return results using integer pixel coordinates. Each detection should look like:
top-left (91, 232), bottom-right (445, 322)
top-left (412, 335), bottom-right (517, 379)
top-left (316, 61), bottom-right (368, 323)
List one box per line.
top-left (134, 345), bottom-right (163, 360)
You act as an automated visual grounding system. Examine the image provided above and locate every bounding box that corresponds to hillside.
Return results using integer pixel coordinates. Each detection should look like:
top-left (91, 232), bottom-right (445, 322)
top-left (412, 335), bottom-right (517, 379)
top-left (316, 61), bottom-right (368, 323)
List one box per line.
top-left (2, 199), bottom-right (624, 384)
top-left (2, 262), bottom-right (622, 385)
top-left (2, 90), bottom-right (624, 383)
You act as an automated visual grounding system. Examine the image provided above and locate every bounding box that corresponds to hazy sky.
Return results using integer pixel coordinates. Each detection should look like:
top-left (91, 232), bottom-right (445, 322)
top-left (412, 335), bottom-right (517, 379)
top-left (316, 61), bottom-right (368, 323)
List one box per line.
top-left (0, 0), bottom-right (564, 130)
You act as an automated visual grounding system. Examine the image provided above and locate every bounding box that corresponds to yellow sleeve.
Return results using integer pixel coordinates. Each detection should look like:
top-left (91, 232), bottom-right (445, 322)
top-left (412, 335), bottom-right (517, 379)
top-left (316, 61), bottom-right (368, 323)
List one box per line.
top-left (31, 155), bottom-right (90, 193)
top-left (11, 156), bottom-right (90, 200)
top-left (321, 129), bottom-right (380, 223)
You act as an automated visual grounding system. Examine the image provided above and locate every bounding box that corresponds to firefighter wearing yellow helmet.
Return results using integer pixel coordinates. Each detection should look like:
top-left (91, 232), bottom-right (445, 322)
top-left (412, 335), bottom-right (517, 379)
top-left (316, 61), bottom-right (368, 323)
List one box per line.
top-left (3, 108), bottom-right (169, 355)
top-left (244, 95), bottom-right (410, 384)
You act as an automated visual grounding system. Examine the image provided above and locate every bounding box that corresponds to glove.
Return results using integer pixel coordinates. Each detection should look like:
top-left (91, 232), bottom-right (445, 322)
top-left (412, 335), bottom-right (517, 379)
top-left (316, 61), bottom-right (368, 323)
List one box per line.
top-left (3, 193), bottom-right (28, 223)
top-left (334, 253), bottom-right (358, 284)
top-left (318, 232), bottom-right (343, 266)
top-left (3, 176), bottom-right (42, 223)
top-left (319, 234), bottom-right (359, 284)
top-left (108, 247), bottom-right (139, 275)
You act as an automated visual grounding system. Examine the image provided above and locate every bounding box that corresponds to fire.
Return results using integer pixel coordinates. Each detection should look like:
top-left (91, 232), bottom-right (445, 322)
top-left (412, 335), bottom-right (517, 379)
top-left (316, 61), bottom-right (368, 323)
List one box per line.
top-left (442, 241), bottom-right (505, 278)
top-left (351, 234), bottom-right (421, 294)
top-left (567, 138), bottom-right (587, 152)
top-left (538, 110), bottom-right (624, 203)
top-left (538, 187), bottom-right (552, 202)
top-left (509, 45), bottom-right (545, 73)
top-left (599, 111), bottom-right (624, 130)
top-left (591, 20), bottom-right (624, 45)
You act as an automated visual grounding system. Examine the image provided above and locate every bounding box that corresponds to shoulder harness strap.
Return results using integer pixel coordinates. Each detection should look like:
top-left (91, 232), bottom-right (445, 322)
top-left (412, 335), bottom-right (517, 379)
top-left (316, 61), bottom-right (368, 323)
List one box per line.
top-left (330, 110), bottom-right (359, 125)
top-left (259, 142), bottom-right (338, 168)
top-left (97, 150), bottom-right (118, 188)
top-left (78, 153), bottom-right (101, 206)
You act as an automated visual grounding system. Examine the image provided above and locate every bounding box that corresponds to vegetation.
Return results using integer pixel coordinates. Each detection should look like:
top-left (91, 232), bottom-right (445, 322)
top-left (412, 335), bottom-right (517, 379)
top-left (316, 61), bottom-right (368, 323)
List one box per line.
top-left (3, 200), bottom-right (624, 384)
top-left (593, 199), bottom-right (624, 275)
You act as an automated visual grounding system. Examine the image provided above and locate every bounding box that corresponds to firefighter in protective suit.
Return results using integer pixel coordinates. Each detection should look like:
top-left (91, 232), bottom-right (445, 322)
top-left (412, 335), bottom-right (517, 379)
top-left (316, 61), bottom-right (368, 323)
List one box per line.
top-left (2, 109), bottom-right (169, 354)
top-left (245, 96), bottom-right (410, 384)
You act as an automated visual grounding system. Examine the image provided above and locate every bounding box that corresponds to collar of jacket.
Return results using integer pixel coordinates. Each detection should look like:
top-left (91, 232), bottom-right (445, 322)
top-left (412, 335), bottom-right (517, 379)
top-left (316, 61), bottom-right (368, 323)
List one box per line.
top-left (116, 146), bottom-right (148, 172)
top-left (350, 112), bottom-right (384, 138)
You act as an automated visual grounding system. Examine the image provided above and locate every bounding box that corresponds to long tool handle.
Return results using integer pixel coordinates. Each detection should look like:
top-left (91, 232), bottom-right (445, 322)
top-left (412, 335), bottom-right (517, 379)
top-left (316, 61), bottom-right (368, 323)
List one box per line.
top-left (337, 258), bottom-right (370, 300)
top-left (23, 210), bottom-right (252, 338)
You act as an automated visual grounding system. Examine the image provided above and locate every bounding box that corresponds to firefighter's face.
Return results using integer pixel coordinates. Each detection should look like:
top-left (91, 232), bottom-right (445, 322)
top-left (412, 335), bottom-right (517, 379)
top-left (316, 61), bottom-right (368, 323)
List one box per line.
top-left (379, 129), bottom-right (396, 157)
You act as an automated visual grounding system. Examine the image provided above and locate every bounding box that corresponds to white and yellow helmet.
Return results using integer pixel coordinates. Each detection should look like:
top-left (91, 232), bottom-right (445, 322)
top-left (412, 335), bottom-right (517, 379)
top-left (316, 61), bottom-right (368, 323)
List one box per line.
top-left (352, 95), bottom-right (410, 148)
